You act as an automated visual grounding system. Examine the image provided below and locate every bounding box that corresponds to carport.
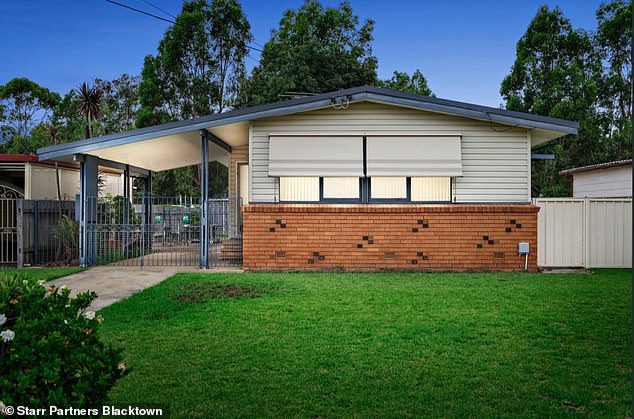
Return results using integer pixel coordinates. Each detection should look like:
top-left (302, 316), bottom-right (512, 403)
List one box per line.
top-left (38, 119), bottom-right (250, 268)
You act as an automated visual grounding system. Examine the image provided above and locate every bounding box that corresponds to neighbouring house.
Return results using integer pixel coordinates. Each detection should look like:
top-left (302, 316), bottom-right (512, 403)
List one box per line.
top-left (560, 159), bottom-right (632, 198)
top-left (0, 154), bottom-right (126, 199)
top-left (38, 86), bottom-right (578, 271)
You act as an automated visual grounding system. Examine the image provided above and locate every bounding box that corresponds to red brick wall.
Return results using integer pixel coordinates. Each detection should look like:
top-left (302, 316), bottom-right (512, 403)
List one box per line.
top-left (242, 204), bottom-right (539, 272)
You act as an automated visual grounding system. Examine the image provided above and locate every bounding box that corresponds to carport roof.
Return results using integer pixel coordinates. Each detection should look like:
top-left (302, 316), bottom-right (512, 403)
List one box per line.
top-left (38, 85), bottom-right (579, 172)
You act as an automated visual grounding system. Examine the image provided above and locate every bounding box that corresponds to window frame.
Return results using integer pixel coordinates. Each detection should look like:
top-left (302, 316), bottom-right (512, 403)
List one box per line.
top-left (278, 176), bottom-right (453, 204)
top-left (319, 177), bottom-right (363, 203)
top-left (409, 177), bottom-right (453, 204)
top-left (367, 177), bottom-right (411, 203)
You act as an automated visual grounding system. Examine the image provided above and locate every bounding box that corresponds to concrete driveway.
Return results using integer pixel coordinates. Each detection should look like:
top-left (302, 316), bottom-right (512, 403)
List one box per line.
top-left (50, 266), bottom-right (240, 311)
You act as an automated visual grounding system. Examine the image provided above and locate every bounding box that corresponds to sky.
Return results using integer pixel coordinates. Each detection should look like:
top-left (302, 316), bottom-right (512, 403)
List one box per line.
top-left (0, 0), bottom-right (606, 108)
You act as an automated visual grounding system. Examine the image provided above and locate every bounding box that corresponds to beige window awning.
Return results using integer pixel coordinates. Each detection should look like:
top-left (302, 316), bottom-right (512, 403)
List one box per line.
top-left (366, 135), bottom-right (462, 177)
top-left (268, 135), bottom-right (364, 176)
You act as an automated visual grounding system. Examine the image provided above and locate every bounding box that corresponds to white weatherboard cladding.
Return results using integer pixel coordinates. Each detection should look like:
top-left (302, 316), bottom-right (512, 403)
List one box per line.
top-left (366, 136), bottom-right (462, 176)
top-left (250, 102), bottom-right (530, 203)
top-left (268, 136), bottom-right (363, 176)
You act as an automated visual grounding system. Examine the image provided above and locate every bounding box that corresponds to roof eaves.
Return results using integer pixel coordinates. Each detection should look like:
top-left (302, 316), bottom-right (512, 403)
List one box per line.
top-left (362, 90), bottom-right (578, 134)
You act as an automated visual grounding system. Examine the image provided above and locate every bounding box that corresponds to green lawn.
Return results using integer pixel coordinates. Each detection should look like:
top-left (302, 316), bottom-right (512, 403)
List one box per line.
top-left (1, 267), bottom-right (84, 282)
top-left (99, 270), bottom-right (632, 418)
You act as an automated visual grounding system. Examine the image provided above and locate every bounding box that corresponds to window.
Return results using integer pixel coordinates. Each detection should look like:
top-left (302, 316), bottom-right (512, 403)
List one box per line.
top-left (370, 177), bottom-right (407, 200)
top-left (411, 177), bottom-right (451, 202)
top-left (280, 177), bottom-right (319, 202)
top-left (273, 134), bottom-right (459, 203)
top-left (280, 176), bottom-right (452, 203)
top-left (322, 177), bottom-right (359, 199)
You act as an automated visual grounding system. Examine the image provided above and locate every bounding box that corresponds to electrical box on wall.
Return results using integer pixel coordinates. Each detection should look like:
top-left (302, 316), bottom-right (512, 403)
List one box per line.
top-left (518, 242), bottom-right (529, 255)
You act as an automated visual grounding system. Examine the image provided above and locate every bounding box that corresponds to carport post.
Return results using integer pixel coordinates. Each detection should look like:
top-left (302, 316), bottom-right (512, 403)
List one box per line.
top-left (143, 172), bottom-right (153, 259)
top-left (78, 154), bottom-right (98, 267)
top-left (200, 130), bottom-right (210, 268)
top-left (123, 165), bottom-right (130, 258)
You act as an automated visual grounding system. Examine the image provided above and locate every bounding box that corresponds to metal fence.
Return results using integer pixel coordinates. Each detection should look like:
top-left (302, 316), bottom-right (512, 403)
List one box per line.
top-left (0, 196), bottom-right (242, 268)
top-left (534, 197), bottom-right (632, 268)
top-left (0, 197), bottom-right (78, 267)
top-left (86, 196), bottom-right (242, 267)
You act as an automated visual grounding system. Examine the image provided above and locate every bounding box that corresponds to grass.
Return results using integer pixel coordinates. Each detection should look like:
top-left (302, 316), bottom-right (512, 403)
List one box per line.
top-left (99, 270), bottom-right (632, 418)
top-left (1, 266), bottom-right (84, 282)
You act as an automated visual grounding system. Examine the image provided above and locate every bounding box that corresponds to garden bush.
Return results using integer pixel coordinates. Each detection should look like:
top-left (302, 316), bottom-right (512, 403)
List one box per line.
top-left (0, 273), bottom-right (125, 409)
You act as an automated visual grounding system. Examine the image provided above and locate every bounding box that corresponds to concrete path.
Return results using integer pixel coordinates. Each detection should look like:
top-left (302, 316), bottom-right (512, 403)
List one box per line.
top-left (50, 266), bottom-right (241, 311)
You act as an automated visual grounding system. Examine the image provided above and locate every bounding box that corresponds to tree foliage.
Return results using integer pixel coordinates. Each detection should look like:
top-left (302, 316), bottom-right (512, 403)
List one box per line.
top-left (379, 70), bottom-right (433, 96)
top-left (0, 78), bottom-right (60, 141)
top-left (95, 74), bottom-right (140, 135)
top-left (138, 0), bottom-right (251, 197)
top-left (595, 0), bottom-right (632, 160)
top-left (238, 0), bottom-right (377, 107)
top-left (138, 0), bottom-right (252, 127)
top-left (50, 89), bottom-right (85, 144)
top-left (501, 2), bottom-right (632, 197)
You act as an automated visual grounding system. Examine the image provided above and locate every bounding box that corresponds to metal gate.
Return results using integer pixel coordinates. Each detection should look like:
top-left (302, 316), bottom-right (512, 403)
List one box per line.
top-left (0, 185), bottom-right (24, 265)
top-left (87, 196), bottom-right (242, 267)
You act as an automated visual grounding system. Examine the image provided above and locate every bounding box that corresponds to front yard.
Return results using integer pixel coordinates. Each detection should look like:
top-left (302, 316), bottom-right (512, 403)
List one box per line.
top-left (98, 270), bottom-right (631, 417)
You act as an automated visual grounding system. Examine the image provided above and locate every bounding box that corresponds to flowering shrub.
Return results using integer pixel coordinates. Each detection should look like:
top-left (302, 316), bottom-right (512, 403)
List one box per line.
top-left (0, 273), bottom-right (125, 408)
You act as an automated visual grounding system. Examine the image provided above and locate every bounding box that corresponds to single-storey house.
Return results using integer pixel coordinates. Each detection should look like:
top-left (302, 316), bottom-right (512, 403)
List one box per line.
top-left (0, 154), bottom-right (126, 199)
top-left (560, 159), bottom-right (632, 198)
top-left (38, 86), bottom-right (578, 271)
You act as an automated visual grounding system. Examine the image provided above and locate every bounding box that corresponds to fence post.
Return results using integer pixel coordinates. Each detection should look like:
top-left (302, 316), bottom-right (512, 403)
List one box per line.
top-left (33, 200), bottom-right (39, 265)
top-left (584, 197), bottom-right (590, 268)
top-left (16, 200), bottom-right (23, 268)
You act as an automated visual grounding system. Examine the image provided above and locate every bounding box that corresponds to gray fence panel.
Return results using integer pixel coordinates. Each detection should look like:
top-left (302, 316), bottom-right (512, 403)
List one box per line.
top-left (17, 200), bottom-right (77, 267)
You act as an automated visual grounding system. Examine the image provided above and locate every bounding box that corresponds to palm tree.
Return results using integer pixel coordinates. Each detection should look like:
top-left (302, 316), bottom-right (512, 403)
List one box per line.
top-left (76, 82), bottom-right (102, 138)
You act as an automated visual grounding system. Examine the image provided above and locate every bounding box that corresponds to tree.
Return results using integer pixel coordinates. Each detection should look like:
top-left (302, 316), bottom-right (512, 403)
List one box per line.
top-left (51, 89), bottom-right (86, 144)
top-left (138, 0), bottom-right (252, 126)
top-left (0, 78), bottom-right (60, 140)
top-left (76, 82), bottom-right (103, 139)
top-left (595, 0), bottom-right (632, 160)
top-left (138, 0), bottom-right (251, 197)
top-left (95, 74), bottom-right (141, 135)
top-left (1, 123), bottom-right (51, 155)
top-left (501, 2), bottom-right (632, 197)
top-left (238, 0), bottom-right (377, 107)
top-left (500, 6), bottom-right (599, 197)
top-left (379, 70), bottom-right (433, 96)
top-left (207, 0), bottom-right (252, 112)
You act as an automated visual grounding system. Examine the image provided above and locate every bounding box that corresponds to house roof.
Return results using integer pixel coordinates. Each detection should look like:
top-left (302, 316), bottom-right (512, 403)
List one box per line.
top-left (38, 85), bottom-right (579, 172)
top-left (560, 159), bottom-right (632, 176)
top-left (0, 154), bottom-right (40, 163)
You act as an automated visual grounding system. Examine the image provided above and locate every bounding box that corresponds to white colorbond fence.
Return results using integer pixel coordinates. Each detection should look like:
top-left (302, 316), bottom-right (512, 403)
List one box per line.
top-left (533, 197), bottom-right (632, 268)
